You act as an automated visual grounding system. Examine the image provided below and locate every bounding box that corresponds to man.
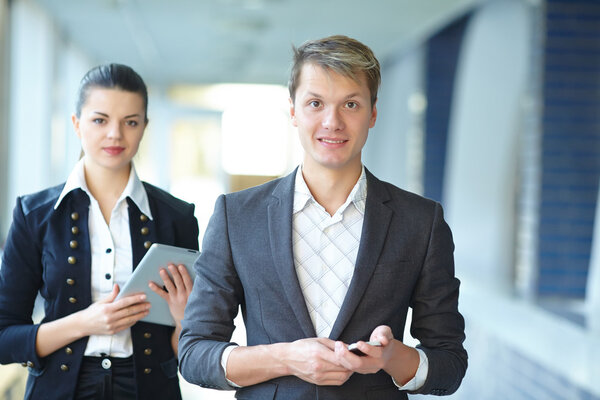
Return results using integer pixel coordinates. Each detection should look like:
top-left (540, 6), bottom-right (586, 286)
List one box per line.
top-left (179, 35), bottom-right (467, 399)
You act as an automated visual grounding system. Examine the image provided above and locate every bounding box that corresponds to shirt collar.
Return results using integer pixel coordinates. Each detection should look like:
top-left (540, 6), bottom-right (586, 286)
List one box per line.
top-left (54, 158), bottom-right (153, 220)
top-left (293, 165), bottom-right (367, 215)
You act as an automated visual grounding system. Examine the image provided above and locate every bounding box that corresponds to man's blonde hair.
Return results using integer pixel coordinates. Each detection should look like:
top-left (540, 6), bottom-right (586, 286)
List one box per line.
top-left (288, 35), bottom-right (381, 107)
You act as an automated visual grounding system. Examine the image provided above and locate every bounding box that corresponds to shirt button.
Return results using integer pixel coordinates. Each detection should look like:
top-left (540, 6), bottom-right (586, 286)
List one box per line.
top-left (106, 248), bottom-right (112, 254)
top-left (143, 368), bottom-right (152, 374)
top-left (105, 273), bottom-right (111, 280)
top-left (102, 358), bottom-right (111, 369)
top-left (26, 361), bottom-right (34, 368)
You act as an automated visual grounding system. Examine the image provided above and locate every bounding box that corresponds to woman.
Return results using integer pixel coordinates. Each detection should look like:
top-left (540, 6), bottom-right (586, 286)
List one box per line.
top-left (0, 64), bottom-right (199, 399)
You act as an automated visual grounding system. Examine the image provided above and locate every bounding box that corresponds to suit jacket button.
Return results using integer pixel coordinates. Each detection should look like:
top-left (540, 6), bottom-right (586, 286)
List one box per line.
top-left (144, 241), bottom-right (152, 249)
top-left (140, 214), bottom-right (148, 222)
top-left (143, 368), bottom-right (152, 374)
top-left (140, 227), bottom-right (149, 235)
top-left (69, 240), bottom-right (78, 249)
top-left (69, 297), bottom-right (77, 304)
top-left (65, 347), bottom-right (73, 355)
top-left (144, 348), bottom-right (152, 356)
top-left (71, 226), bottom-right (79, 235)
top-left (71, 212), bottom-right (79, 221)
top-left (60, 364), bottom-right (69, 372)
top-left (143, 332), bottom-right (151, 339)
top-left (66, 278), bottom-right (75, 286)
top-left (68, 256), bottom-right (77, 265)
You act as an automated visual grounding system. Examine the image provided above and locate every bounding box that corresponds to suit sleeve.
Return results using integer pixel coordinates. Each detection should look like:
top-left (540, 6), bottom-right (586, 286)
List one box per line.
top-left (178, 194), bottom-right (243, 390)
top-left (0, 198), bottom-right (44, 368)
top-left (409, 202), bottom-right (468, 396)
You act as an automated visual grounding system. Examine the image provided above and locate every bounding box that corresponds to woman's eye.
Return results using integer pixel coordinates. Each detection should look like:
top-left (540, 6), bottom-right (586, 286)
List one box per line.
top-left (92, 118), bottom-right (104, 124)
top-left (126, 120), bottom-right (138, 127)
top-left (309, 100), bottom-right (321, 108)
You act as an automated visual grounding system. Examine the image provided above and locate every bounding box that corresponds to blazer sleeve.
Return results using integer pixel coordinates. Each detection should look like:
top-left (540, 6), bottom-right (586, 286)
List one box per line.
top-left (409, 202), bottom-right (468, 395)
top-left (178, 194), bottom-right (243, 390)
top-left (0, 198), bottom-right (45, 368)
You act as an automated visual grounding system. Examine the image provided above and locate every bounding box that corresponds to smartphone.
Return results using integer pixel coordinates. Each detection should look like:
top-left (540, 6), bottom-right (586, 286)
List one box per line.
top-left (347, 340), bottom-right (382, 356)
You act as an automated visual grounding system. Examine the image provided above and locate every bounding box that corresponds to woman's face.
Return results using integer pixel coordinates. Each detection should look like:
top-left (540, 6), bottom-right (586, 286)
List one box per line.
top-left (72, 87), bottom-right (147, 175)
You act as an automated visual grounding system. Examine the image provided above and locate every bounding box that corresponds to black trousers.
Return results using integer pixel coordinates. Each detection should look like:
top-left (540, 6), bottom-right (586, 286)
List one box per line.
top-left (75, 356), bottom-right (136, 400)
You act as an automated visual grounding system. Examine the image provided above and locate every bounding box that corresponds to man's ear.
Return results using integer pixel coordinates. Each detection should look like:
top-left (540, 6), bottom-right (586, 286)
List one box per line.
top-left (289, 98), bottom-right (297, 127)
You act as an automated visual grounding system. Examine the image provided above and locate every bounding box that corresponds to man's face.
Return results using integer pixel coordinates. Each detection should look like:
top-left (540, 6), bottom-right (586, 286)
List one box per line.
top-left (290, 63), bottom-right (377, 175)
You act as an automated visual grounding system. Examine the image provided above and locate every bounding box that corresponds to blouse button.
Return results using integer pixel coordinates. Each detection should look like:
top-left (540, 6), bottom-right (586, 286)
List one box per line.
top-left (144, 241), bottom-right (152, 249)
top-left (144, 348), bottom-right (152, 356)
top-left (71, 212), bottom-right (79, 221)
top-left (66, 278), bottom-right (75, 286)
top-left (60, 364), bottom-right (69, 372)
top-left (65, 347), bottom-right (73, 355)
top-left (144, 368), bottom-right (152, 374)
top-left (69, 240), bottom-right (78, 249)
top-left (68, 297), bottom-right (77, 304)
top-left (140, 214), bottom-right (148, 222)
top-left (68, 256), bottom-right (77, 265)
top-left (143, 332), bottom-right (151, 339)
top-left (71, 226), bottom-right (79, 235)
top-left (140, 227), bottom-right (149, 235)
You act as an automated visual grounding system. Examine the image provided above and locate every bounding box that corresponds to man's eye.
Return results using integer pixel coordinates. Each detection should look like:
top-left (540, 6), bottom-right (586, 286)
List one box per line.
top-left (346, 101), bottom-right (357, 109)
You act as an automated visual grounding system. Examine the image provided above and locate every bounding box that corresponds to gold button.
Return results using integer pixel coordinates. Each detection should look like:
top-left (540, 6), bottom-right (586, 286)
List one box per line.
top-left (68, 297), bottom-right (77, 304)
top-left (68, 256), bottom-right (77, 265)
top-left (65, 347), bottom-right (73, 355)
top-left (21, 362), bottom-right (27, 367)
top-left (71, 226), bottom-right (79, 235)
top-left (66, 278), bottom-right (75, 286)
top-left (27, 361), bottom-right (34, 368)
top-left (144, 348), bottom-right (152, 356)
top-left (144, 241), bottom-right (152, 249)
top-left (140, 227), bottom-right (149, 235)
top-left (140, 214), bottom-right (148, 222)
top-left (143, 332), bottom-right (151, 339)
top-left (69, 240), bottom-right (78, 249)
top-left (143, 368), bottom-right (152, 374)
top-left (71, 212), bottom-right (79, 221)
top-left (60, 364), bottom-right (69, 372)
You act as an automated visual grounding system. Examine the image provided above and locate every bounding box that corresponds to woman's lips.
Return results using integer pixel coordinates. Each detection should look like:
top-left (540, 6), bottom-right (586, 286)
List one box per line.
top-left (103, 146), bottom-right (125, 155)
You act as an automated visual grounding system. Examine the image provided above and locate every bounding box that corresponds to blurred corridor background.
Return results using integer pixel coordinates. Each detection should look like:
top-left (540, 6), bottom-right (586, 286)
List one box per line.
top-left (1, 0), bottom-right (599, 398)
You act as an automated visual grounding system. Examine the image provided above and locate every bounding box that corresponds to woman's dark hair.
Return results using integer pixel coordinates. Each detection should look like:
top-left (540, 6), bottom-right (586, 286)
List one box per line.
top-left (75, 63), bottom-right (148, 122)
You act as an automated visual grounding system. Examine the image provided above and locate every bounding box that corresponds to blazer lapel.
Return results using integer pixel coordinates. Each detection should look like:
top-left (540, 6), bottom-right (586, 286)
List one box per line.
top-left (268, 168), bottom-right (317, 338)
top-left (329, 170), bottom-right (392, 340)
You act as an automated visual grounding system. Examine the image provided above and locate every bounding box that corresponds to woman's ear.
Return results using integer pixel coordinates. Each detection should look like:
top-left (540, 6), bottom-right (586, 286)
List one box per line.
top-left (71, 114), bottom-right (82, 139)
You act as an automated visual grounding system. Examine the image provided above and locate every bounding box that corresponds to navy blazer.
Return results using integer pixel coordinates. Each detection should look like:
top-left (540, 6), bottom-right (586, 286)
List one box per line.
top-left (0, 182), bottom-right (199, 400)
top-left (179, 168), bottom-right (467, 400)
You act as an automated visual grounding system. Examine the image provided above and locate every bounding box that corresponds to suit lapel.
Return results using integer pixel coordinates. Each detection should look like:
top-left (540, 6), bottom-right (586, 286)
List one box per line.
top-left (268, 168), bottom-right (317, 338)
top-left (329, 170), bottom-right (392, 340)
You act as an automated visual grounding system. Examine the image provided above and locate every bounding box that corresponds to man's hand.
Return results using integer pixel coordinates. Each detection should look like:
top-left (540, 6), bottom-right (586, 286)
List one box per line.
top-left (334, 325), bottom-right (419, 386)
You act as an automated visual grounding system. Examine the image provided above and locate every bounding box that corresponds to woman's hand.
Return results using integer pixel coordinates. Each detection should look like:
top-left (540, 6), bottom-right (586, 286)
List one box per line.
top-left (148, 263), bottom-right (194, 327)
top-left (77, 284), bottom-right (150, 336)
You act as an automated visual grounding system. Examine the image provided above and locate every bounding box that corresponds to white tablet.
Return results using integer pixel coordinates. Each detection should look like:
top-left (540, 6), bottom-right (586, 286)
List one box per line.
top-left (116, 243), bottom-right (200, 326)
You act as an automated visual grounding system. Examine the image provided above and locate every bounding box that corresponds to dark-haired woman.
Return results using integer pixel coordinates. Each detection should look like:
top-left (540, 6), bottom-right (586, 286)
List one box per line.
top-left (0, 64), bottom-right (199, 399)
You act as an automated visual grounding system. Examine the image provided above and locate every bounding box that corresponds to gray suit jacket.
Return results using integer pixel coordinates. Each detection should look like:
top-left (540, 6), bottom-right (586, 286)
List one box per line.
top-left (179, 168), bottom-right (467, 399)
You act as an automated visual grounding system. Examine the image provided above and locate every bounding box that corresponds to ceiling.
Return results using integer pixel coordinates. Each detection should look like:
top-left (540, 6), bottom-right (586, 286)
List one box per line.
top-left (32, 0), bottom-right (481, 88)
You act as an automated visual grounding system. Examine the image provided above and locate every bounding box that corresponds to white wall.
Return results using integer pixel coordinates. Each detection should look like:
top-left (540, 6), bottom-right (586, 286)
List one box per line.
top-left (444, 0), bottom-right (532, 289)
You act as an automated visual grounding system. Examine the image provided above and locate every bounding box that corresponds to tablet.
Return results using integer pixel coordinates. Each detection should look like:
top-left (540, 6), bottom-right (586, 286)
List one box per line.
top-left (116, 243), bottom-right (200, 326)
